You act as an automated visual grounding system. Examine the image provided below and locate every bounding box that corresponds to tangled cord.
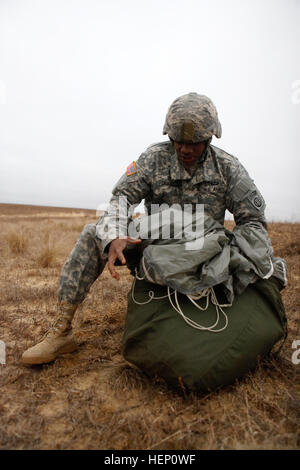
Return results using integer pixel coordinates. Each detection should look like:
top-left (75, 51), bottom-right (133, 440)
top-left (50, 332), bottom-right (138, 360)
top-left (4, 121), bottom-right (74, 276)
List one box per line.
top-left (170, 288), bottom-right (231, 333)
top-left (132, 268), bottom-right (232, 333)
top-left (131, 274), bottom-right (174, 304)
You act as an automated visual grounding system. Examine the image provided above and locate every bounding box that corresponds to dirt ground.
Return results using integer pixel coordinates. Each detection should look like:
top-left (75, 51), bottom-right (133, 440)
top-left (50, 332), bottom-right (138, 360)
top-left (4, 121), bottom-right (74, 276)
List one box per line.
top-left (0, 203), bottom-right (299, 450)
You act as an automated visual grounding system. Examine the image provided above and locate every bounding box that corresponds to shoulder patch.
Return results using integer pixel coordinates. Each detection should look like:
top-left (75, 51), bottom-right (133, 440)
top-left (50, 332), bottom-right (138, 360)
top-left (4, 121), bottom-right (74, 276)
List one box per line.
top-left (247, 190), bottom-right (265, 211)
top-left (126, 161), bottom-right (137, 176)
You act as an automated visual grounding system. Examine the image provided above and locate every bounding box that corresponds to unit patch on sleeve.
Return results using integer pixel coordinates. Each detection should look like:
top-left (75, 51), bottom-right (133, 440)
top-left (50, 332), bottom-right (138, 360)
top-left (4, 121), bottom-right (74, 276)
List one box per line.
top-left (126, 161), bottom-right (137, 176)
top-left (248, 190), bottom-right (265, 211)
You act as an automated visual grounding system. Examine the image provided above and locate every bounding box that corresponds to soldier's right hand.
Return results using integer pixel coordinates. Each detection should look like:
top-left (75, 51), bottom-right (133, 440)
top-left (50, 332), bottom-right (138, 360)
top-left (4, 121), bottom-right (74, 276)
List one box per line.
top-left (108, 237), bottom-right (141, 280)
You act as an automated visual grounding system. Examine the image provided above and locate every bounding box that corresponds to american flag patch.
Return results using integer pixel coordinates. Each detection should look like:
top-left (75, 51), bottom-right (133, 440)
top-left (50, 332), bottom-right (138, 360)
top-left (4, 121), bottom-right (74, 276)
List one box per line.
top-left (126, 161), bottom-right (137, 176)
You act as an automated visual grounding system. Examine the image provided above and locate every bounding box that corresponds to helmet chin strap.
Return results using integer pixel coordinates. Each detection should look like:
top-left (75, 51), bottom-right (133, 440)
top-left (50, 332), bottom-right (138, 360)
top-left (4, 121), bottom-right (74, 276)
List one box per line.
top-left (201, 137), bottom-right (212, 160)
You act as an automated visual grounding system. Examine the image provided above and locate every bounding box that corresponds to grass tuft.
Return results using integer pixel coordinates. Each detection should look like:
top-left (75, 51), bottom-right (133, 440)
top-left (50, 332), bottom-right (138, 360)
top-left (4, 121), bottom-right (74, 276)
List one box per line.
top-left (5, 230), bottom-right (29, 254)
top-left (36, 245), bottom-right (58, 268)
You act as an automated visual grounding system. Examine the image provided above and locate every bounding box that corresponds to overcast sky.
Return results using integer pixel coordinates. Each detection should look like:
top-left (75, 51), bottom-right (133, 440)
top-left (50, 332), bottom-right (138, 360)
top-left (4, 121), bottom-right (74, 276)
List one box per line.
top-left (0, 0), bottom-right (299, 221)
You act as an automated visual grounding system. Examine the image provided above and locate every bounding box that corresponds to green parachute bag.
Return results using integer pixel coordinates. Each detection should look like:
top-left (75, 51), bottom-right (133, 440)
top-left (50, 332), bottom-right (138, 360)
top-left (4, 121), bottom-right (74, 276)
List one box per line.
top-left (121, 277), bottom-right (287, 392)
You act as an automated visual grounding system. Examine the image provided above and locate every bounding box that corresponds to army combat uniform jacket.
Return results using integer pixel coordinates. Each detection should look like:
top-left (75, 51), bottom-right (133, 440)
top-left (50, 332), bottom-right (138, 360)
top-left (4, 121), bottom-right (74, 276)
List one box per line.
top-left (58, 140), bottom-right (286, 305)
top-left (96, 140), bottom-right (269, 252)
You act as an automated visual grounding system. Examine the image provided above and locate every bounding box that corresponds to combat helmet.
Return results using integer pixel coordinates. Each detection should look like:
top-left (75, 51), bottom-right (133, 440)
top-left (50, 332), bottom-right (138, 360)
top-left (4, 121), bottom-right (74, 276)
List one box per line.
top-left (163, 92), bottom-right (222, 143)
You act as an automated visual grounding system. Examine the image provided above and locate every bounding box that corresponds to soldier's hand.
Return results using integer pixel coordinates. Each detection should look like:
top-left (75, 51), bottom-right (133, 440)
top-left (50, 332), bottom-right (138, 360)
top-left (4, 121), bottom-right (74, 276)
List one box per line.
top-left (108, 237), bottom-right (141, 280)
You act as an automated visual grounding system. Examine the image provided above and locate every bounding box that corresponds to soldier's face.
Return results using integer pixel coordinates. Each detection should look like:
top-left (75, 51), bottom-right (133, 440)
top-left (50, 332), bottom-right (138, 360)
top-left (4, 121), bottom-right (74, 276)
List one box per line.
top-left (173, 140), bottom-right (206, 168)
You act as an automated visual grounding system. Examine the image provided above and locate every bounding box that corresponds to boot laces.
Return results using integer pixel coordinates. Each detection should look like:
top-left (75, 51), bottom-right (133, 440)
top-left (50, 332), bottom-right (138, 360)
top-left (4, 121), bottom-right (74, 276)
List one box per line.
top-left (42, 302), bottom-right (77, 339)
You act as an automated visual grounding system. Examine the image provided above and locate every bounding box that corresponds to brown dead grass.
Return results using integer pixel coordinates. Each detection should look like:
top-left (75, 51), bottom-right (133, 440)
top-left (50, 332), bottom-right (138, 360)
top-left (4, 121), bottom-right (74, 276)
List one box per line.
top-left (5, 231), bottom-right (29, 255)
top-left (35, 232), bottom-right (59, 269)
top-left (0, 203), bottom-right (299, 450)
top-left (36, 246), bottom-right (58, 269)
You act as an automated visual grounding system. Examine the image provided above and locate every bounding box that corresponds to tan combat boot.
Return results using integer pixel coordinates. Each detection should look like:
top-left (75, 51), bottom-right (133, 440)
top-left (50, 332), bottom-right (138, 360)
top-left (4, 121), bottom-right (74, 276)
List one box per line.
top-left (21, 301), bottom-right (79, 365)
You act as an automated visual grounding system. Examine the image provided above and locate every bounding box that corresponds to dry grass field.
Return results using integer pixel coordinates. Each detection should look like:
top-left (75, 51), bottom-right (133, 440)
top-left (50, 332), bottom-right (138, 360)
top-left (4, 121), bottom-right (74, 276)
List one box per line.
top-left (0, 203), bottom-right (299, 450)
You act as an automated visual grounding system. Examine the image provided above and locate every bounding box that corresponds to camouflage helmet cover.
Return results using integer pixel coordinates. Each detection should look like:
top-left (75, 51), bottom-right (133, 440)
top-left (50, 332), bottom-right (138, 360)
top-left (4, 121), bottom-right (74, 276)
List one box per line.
top-left (163, 92), bottom-right (222, 143)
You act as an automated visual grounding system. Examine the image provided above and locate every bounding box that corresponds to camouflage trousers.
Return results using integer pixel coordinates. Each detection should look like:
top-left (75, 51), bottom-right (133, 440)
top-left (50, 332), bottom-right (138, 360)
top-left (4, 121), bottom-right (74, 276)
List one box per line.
top-left (58, 224), bottom-right (141, 304)
top-left (58, 224), bottom-right (107, 304)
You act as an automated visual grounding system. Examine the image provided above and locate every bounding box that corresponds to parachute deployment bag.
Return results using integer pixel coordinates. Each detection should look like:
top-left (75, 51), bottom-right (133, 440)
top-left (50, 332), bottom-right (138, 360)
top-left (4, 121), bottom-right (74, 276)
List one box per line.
top-left (122, 277), bottom-right (287, 392)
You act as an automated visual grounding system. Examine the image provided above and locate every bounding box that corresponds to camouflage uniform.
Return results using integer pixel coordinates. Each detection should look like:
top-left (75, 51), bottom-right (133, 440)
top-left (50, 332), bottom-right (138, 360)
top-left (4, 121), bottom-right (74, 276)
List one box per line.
top-left (58, 93), bottom-right (270, 304)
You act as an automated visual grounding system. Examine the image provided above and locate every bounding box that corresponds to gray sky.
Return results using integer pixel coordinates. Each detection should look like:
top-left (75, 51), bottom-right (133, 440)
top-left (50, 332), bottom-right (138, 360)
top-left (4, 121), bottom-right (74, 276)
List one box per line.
top-left (0, 0), bottom-right (299, 221)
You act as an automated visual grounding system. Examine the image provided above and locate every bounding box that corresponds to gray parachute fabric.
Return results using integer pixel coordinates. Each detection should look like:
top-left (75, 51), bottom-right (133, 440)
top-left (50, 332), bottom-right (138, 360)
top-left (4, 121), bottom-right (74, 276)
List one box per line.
top-left (129, 209), bottom-right (287, 297)
top-left (122, 277), bottom-right (287, 392)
